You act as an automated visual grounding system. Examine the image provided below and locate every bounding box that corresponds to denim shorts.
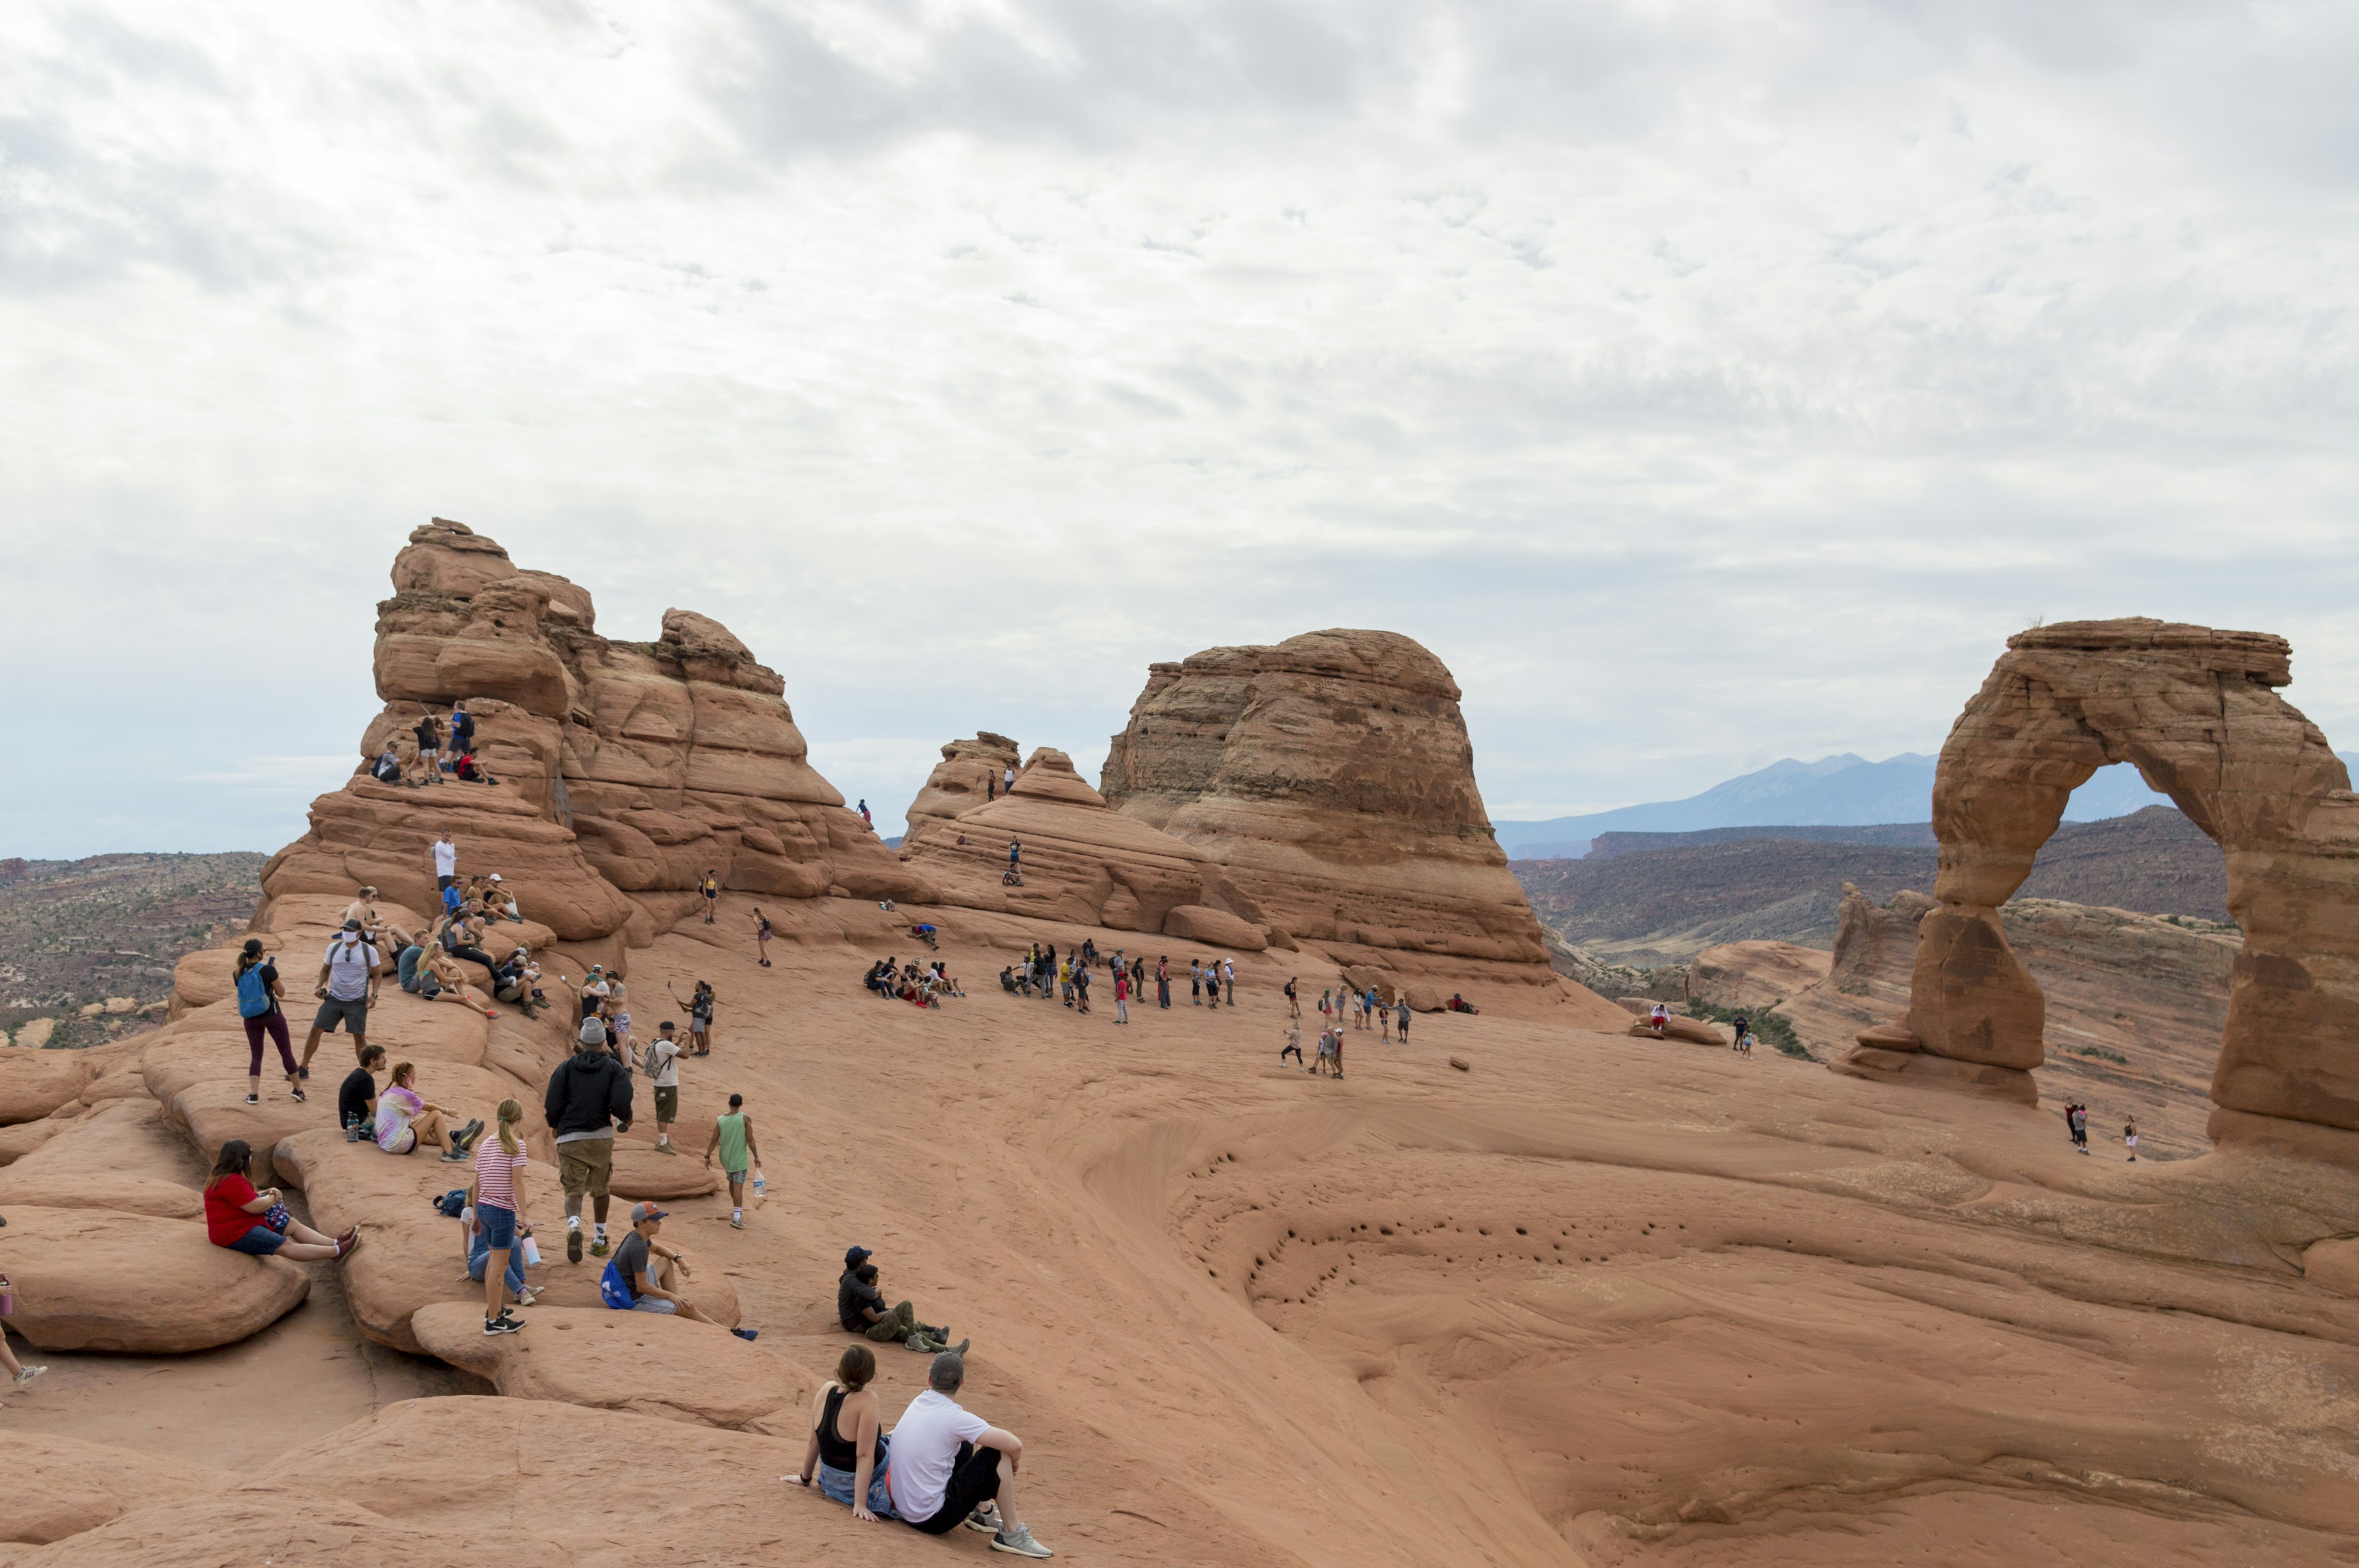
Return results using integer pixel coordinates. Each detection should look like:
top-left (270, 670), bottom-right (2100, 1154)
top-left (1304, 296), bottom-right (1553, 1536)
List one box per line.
top-left (227, 1225), bottom-right (286, 1255)
top-left (817, 1442), bottom-right (895, 1516)
top-left (478, 1202), bottom-right (516, 1250)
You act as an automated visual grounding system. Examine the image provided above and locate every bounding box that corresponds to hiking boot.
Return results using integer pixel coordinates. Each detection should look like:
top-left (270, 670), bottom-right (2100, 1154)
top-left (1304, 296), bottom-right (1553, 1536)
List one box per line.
top-left (566, 1227), bottom-right (584, 1265)
top-left (992, 1524), bottom-right (1054, 1558)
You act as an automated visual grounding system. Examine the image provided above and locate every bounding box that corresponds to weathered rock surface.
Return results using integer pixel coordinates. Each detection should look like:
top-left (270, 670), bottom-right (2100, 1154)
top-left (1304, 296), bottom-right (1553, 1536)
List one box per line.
top-left (906, 731), bottom-right (1023, 826)
top-left (901, 747), bottom-right (1263, 934)
top-left (0, 1204), bottom-right (308, 1352)
top-left (275, 1129), bottom-right (737, 1354)
top-left (256, 518), bottom-right (931, 962)
top-left (1099, 630), bottom-right (1555, 980)
top-left (0, 1099), bottom-right (202, 1219)
top-left (0, 1039), bottom-right (144, 1126)
top-left (1626, 1013), bottom-right (1727, 1047)
top-left (411, 1303), bottom-right (812, 1427)
top-left (1884, 619), bottom-right (2359, 1148)
top-left (1, 1433), bottom-right (219, 1545)
top-left (1686, 940), bottom-right (1831, 1014)
top-left (605, 1141), bottom-right (724, 1201)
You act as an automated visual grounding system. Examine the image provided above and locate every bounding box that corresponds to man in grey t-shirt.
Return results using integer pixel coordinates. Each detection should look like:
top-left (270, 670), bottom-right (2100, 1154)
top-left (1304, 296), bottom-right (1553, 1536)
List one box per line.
top-left (300, 919), bottom-right (381, 1082)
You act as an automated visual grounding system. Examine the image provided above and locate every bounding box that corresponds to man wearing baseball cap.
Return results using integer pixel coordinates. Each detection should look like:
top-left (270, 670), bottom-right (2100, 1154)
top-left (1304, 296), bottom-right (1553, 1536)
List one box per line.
top-left (614, 1203), bottom-right (757, 1340)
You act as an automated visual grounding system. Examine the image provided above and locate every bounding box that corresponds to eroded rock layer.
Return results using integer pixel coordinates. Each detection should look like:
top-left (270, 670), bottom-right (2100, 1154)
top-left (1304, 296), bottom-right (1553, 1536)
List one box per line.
top-left (1868, 619), bottom-right (2359, 1149)
top-left (1099, 630), bottom-right (1552, 978)
top-left (260, 519), bottom-right (928, 952)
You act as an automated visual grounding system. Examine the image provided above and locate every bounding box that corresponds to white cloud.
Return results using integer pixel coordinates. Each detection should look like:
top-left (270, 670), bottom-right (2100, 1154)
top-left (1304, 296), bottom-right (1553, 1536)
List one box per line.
top-left (1, 0), bottom-right (2354, 856)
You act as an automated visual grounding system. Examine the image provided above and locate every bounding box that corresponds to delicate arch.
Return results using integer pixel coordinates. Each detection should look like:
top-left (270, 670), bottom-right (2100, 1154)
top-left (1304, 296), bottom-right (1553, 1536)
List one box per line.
top-left (1838, 619), bottom-right (2359, 1153)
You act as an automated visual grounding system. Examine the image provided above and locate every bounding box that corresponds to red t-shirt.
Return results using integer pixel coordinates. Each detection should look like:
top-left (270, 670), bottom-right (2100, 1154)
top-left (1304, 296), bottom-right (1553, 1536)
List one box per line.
top-left (205, 1174), bottom-right (264, 1246)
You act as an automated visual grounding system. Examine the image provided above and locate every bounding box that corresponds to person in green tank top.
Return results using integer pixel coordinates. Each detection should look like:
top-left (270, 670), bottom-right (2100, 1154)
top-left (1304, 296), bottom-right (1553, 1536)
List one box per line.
top-left (703, 1094), bottom-right (764, 1230)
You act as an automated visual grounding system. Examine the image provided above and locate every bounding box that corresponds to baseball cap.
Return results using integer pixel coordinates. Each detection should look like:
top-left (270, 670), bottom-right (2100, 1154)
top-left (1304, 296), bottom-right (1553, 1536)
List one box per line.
top-left (488, 873), bottom-right (503, 882)
top-left (843, 1245), bottom-right (873, 1268)
top-left (340, 919), bottom-right (363, 932)
top-left (631, 1203), bottom-right (668, 1224)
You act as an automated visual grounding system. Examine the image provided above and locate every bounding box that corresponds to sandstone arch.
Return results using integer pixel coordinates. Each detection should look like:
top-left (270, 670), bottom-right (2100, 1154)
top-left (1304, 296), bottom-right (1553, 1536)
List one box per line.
top-left (1841, 619), bottom-right (2359, 1157)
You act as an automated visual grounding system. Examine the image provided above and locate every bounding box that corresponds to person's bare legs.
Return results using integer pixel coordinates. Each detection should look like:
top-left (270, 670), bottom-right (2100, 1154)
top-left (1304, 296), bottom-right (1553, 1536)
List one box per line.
top-left (987, 1449), bottom-right (1027, 1534)
top-left (484, 1244), bottom-right (511, 1317)
top-left (651, 1255), bottom-right (714, 1324)
top-left (413, 1108), bottom-right (451, 1153)
top-left (300, 1026), bottom-right (326, 1074)
top-left (275, 1238), bottom-right (342, 1260)
top-left (0, 1328), bottom-right (23, 1376)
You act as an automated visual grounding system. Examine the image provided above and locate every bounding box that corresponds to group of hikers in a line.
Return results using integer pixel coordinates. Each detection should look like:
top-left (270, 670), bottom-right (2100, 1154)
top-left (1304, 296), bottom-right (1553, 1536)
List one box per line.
top-left (993, 943), bottom-right (1234, 1022)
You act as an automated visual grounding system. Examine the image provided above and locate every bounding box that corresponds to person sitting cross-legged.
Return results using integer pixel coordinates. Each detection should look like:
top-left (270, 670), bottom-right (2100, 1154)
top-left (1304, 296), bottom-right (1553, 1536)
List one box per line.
top-left (837, 1246), bottom-right (963, 1354)
top-left (886, 1351), bottom-right (1055, 1558)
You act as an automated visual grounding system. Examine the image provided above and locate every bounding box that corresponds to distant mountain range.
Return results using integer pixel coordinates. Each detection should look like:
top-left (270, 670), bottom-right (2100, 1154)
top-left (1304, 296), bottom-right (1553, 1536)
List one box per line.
top-left (1494, 752), bottom-right (2359, 860)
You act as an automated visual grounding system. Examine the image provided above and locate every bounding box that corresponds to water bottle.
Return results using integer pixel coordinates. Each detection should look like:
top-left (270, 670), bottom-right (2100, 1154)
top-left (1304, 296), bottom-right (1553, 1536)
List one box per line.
top-left (753, 1170), bottom-right (767, 1199)
top-left (522, 1234), bottom-right (542, 1267)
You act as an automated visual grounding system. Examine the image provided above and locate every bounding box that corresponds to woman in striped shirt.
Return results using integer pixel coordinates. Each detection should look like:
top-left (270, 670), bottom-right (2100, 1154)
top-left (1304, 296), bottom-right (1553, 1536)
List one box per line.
top-left (475, 1099), bottom-right (532, 1336)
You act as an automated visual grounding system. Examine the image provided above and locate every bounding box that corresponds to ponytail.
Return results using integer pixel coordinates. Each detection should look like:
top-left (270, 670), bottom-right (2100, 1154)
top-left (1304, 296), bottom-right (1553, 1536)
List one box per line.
top-left (495, 1098), bottom-right (522, 1157)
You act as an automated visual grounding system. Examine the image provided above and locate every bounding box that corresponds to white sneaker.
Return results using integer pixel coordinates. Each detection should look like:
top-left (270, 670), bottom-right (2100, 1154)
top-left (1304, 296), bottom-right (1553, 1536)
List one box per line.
top-left (992, 1524), bottom-right (1054, 1558)
top-left (15, 1365), bottom-right (48, 1387)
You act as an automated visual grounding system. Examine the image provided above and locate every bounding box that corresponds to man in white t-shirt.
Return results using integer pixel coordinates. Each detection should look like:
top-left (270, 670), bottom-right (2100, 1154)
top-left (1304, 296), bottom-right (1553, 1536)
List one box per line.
top-left (886, 1352), bottom-right (1052, 1557)
top-left (300, 919), bottom-right (382, 1081)
top-left (641, 1021), bottom-right (683, 1153)
top-left (432, 831), bottom-right (459, 892)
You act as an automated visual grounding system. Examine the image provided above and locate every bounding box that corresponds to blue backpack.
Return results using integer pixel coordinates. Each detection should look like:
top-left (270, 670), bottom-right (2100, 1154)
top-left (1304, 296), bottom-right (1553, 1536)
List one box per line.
top-left (598, 1258), bottom-right (635, 1310)
top-left (235, 963), bottom-right (273, 1018)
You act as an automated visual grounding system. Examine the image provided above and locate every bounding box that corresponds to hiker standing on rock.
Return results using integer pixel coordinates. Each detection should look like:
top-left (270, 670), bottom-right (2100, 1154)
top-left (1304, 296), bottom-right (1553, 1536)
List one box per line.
top-left (300, 920), bottom-right (380, 1082)
top-left (641, 1021), bottom-right (684, 1153)
top-left (1223, 959), bottom-right (1236, 1007)
top-left (546, 1018), bottom-right (633, 1263)
top-left (1397, 999), bottom-right (1411, 1044)
top-left (234, 938), bottom-right (300, 1106)
top-left (2124, 1117), bottom-right (2140, 1161)
top-left (1285, 977), bottom-right (1299, 1018)
top-left (432, 829), bottom-right (458, 892)
top-left (473, 1098), bottom-right (531, 1336)
top-left (414, 708), bottom-right (444, 784)
top-left (703, 1091), bottom-right (762, 1228)
top-left (1157, 957), bottom-right (1171, 1009)
top-left (754, 908), bottom-right (774, 967)
top-left (700, 869), bottom-right (719, 924)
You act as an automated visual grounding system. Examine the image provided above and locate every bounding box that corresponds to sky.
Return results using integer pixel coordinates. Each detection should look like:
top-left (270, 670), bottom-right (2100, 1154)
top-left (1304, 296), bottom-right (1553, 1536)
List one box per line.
top-left (4, 1), bottom-right (2357, 855)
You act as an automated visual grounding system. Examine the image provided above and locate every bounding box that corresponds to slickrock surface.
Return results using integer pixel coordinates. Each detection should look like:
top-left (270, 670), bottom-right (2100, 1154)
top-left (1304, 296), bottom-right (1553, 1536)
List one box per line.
top-left (0, 1205), bottom-right (308, 1353)
top-left (411, 1302), bottom-right (811, 1427)
top-left (1864, 619), bottom-right (2359, 1152)
top-left (1100, 630), bottom-right (1559, 983)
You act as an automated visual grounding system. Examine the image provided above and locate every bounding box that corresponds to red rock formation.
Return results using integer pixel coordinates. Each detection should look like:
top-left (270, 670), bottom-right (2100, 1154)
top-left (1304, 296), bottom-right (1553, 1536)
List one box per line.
top-left (1099, 630), bottom-right (1553, 981)
top-left (260, 519), bottom-right (929, 963)
top-left (906, 733), bottom-right (1022, 827)
top-left (1857, 619), bottom-right (2359, 1152)
top-left (900, 747), bottom-right (1265, 939)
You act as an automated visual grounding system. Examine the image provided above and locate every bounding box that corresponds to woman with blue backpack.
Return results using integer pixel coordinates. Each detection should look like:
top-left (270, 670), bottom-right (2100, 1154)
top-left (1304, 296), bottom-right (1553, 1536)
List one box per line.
top-left (234, 938), bottom-right (303, 1106)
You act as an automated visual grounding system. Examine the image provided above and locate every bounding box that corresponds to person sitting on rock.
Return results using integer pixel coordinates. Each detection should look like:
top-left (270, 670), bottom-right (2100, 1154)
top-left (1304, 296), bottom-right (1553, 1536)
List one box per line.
top-left (491, 947), bottom-right (546, 1018)
top-left (1447, 993), bottom-right (1479, 1014)
top-left (886, 1351), bottom-right (1054, 1558)
top-left (377, 1061), bottom-right (482, 1161)
top-left (837, 1246), bottom-right (961, 1352)
top-left (420, 948), bottom-right (501, 1019)
top-left (790, 1343), bottom-right (894, 1520)
top-left (609, 1203), bottom-right (757, 1338)
top-left (369, 744), bottom-right (403, 785)
top-left (1647, 1002), bottom-right (1669, 1034)
top-left (438, 907), bottom-right (502, 981)
top-left (338, 1043), bottom-right (385, 1140)
top-left (205, 1138), bottom-right (356, 1262)
top-left (0, 1269), bottom-right (45, 1389)
top-left (483, 875), bottom-right (522, 922)
top-left (1000, 965), bottom-right (1019, 995)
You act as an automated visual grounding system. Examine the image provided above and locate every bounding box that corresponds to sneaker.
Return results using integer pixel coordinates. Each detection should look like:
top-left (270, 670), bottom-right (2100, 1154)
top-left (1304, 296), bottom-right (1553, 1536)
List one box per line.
top-left (299, 1066), bottom-right (310, 1080)
top-left (589, 1239), bottom-right (609, 1258)
top-left (905, 1332), bottom-right (939, 1352)
top-left (244, 1094), bottom-right (259, 1106)
top-left (964, 1504), bottom-right (1002, 1534)
top-left (440, 1146), bottom-right (471, 1162)
top-left (730, 1216), bottom-right (745, 1230)
top-left (515, 1285), bottom-right (542, 1307)
top-left (566, 1227), bottom-right (584, 1264)
top-left (992, 1524), bottom-right (1054, 1558)
top-left (334, 1232), bottom-right (362, 1260)
top-left (655, 1142), bottom-right (677, 1155)
top-left (290, 1086), bottom-right (307, 1102)
top-left (730, 1327), bottom-right (759, 1341)
top-left (15, 1365), bottom-right (49, 1388)
top-left (483, 1313), bottom-right (523, 1336)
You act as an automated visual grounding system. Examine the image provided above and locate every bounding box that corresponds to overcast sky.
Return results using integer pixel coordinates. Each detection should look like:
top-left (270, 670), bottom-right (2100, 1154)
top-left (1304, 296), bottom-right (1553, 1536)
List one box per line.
top-left (4, 1), bottom-right (2356, 856)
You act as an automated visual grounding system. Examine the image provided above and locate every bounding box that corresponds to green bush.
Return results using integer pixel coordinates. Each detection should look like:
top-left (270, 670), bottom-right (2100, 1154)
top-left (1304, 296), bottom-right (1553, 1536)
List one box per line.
top-left (1683, 1000), bottom-right (1815, 1061)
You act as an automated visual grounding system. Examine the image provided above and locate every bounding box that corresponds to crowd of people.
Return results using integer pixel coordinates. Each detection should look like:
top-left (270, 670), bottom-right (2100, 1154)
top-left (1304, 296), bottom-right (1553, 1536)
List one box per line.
top-left (366, 703), bottom-right (501, 788)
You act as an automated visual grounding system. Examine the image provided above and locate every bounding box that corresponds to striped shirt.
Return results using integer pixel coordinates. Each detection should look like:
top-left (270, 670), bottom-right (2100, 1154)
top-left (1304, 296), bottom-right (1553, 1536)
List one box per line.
top-left (474, 1139), bottom-right (526, 1212)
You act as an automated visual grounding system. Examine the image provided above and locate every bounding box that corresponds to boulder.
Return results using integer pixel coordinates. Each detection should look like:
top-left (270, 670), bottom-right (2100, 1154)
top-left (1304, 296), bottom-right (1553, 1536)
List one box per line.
top-left (1, 1433), bottom-right (220, 1545)
top-left (1627, 1014), bottom-right (1727, 1048)
top-left (0, 1115), bottom-right (66, 1165)
top-left (0, 1040), bottom-right (143, 1126)
top-left (0, 1099), bottom-right (203, 1219)
top-left (1162, 903), bottom-right (1268, 951)
top-left (606, 1141), bottom-right (723, 1201)
top-left (1404, 984), bottom-right (1444, 1013)
top-left (0, 1205), bottom-right (308, 1352)
top-left (410, 1303), bottom-right (812, 1427)
top-left (275, 1130), bottom-right (737, 1354)
top-left (1100, 629), bottom-right (1555, 974)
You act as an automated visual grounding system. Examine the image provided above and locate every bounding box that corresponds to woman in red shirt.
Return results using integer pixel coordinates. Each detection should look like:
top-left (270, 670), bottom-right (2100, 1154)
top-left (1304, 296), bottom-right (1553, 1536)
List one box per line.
top-left (203, 1139), bottom-right (358, 1261)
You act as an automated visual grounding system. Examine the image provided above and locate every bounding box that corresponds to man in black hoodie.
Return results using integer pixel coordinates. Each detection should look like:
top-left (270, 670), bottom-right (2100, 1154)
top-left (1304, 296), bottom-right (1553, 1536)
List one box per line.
top-left (546, 1016), bottom-right (634, 1264)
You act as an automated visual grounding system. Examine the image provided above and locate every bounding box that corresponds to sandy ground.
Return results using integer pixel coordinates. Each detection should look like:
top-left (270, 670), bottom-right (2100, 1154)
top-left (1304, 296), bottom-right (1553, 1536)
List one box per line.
top-left (9, 892), bottom-right (2358, 1566)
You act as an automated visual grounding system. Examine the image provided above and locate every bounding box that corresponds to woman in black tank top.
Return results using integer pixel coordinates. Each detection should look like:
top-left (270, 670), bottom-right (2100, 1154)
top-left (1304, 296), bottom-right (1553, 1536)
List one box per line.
top-left (791, 1344), bottom-right (891, 1520)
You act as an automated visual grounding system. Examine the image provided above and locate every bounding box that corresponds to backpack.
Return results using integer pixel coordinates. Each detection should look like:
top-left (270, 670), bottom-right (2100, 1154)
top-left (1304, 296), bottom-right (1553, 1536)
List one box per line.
top-left (598, 1258), bottom-right (636, 1309)
top-left (431, 1188), bottom-right (468, 1217)
top-left (235, 963), bottom-right (273, 1018)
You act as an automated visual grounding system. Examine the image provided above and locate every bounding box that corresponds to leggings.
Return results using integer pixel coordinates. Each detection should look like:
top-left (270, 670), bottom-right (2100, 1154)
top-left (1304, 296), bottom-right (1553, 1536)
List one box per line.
top-left (244, 1012), bottom-right (297, 1077)
top-left (447, 943), bottom-right (498, 972)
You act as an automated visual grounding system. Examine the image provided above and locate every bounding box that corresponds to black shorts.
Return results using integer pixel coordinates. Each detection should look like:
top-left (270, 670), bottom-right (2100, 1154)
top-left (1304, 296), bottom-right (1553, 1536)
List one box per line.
top-left (437, 875), bottom-right (456, 890)
top-left (906, 1442), bottom-right (1002, 1535)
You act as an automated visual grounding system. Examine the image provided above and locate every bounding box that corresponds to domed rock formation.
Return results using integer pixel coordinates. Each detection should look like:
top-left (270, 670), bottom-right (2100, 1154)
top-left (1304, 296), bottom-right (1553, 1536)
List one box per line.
top-left (906, 732), bottom-right (1023, 826)
top-left (260, 519), bottom-right (930, 967)
top-left (1099, 630), bottom-right (1554, 981)
top-left (1842, 619), bottom-right (2359, 1154)
top-left (900, 747), bottom-right (1266, 938)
